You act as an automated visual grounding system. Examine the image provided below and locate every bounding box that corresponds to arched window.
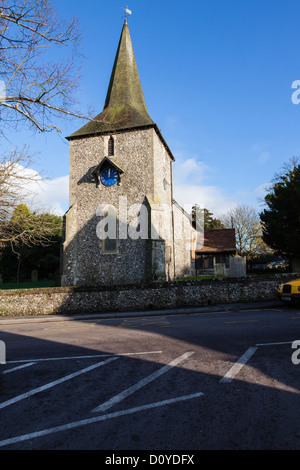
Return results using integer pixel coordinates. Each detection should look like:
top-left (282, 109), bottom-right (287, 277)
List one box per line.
top-left (108, 136), bottom-right (114, 156)
top-left (102, 205), bottom-right (118, 253)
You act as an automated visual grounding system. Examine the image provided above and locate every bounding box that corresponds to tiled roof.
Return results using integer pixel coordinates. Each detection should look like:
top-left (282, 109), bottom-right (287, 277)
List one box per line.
top-left (197, 229), bottom-right (236, 254)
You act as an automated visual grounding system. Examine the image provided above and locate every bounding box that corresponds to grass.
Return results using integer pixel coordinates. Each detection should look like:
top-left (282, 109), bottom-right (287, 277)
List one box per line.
top-left (0, 280), bottom-right (55, 290)
top-left (175, 275), bottom-right (215, 281)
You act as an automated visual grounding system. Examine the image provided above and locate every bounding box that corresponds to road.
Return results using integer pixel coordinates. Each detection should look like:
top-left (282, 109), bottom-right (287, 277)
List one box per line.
top-left (0, 303), bottom-right (300, 451)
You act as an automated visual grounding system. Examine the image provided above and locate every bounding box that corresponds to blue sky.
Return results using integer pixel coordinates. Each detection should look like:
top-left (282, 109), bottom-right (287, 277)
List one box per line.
top-left (5, 0), bottom-right (300, 217)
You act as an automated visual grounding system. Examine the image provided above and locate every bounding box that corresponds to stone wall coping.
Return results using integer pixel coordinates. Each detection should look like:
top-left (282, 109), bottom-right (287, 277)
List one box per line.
top-left (0, 274), bottom-right (298, 297)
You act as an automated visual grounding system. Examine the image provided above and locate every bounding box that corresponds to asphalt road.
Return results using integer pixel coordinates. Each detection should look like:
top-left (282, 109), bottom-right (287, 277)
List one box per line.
top-left (0, 303), bottom-right (300, 451)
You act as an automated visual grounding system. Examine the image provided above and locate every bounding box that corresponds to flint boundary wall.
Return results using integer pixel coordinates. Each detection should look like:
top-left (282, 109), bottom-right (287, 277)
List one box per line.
top-left (0, 275), bottom-right (297, 317)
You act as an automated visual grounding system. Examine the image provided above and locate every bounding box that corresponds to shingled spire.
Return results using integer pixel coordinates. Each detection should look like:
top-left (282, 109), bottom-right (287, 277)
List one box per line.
top-left (69, 21), bottom-right (154, 138)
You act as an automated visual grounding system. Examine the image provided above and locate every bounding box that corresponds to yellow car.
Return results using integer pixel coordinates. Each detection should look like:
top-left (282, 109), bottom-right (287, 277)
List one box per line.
top-left (278, 278), bottom-right (300, 305)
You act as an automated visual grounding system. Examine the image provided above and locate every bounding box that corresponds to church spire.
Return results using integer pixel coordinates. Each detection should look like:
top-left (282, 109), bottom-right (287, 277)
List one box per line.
top-left (69, 21), bottom-right (154, 139)
top-left (103, 21), bottom-right (151, 118)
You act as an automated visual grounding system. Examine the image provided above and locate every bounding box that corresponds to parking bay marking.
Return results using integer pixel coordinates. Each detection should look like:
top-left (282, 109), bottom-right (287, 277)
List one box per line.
top-left (225, 320), bottom-right (259, 324)
top-left (5, 350), bottom-right (162, 365)
top-left (220, 347), bottom-right (258, 384)
top-left (2, 363), bottom-right (35, 375)
top-left (0, 391), bottom-right (204, 448)
top-left (0, 357), bottom-right (118, 411)
top-left (0, 350), bottom-right (202, 448)
top-left (8, 344), bottom-right (297, 444)
top-left (220, 340), bottom-right (296, 383)
top-left (92, 351), bottom-right (195, 413)
top-left (0, 351), bottom-right (163, 409)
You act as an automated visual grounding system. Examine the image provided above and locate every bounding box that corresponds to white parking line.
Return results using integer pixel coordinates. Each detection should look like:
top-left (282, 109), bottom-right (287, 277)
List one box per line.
top-left (0, 391), bottom-right (204, 448)
top-left (0, 357), bottom-right (118, 410)
top-left (2, 363), bottom-right (35, 375)
top-left (220, 347), bottom-right (258, 383)
top-left (5, 350), bottom-right (162, 364)
top-left (255, 341), bottom-right (294, 346)
top-left (93, 351), bottom-right (195, 413)
top-left (220, 340), bottom-right (299, 384)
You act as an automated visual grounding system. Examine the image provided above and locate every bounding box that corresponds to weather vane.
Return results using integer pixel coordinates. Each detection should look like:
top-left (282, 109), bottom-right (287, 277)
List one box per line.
top-left (122, 6), bottom-right (132, 23)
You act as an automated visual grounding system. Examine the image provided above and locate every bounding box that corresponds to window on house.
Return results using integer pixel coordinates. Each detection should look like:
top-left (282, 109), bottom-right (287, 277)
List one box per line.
top-left (108, 136), bottom-right (114, 156)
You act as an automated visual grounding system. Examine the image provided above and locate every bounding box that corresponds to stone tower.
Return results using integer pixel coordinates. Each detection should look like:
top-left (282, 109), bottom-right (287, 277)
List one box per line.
top-left (61, 20), bottom-right (195, 287)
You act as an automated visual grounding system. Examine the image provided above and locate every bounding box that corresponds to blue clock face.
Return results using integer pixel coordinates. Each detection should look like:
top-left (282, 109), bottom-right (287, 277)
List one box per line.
top-left (100, 168), bottom-right (119, 187)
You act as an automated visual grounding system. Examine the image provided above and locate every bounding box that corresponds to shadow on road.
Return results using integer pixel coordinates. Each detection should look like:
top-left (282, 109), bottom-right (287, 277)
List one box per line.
top-left (0, 305), bottom-right (300, 450)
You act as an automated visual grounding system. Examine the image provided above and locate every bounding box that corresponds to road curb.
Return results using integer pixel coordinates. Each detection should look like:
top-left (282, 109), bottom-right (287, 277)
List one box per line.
top-left (0, 300), bottom-right (284, 325)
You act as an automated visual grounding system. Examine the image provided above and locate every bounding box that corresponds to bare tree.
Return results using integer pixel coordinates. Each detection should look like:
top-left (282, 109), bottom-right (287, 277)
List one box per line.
top-left (0, 203), bottom-right (62, 280)
top-left (0, 0), bottom-right (87, 133)
top-left (0, 1), bottom-right (87, 250)
top-left (0, 146), bottom-right (41, 223)
top-left (0, 145), bottom-right (57, 255)
top-left (221, 205), bottom-right (273, 259)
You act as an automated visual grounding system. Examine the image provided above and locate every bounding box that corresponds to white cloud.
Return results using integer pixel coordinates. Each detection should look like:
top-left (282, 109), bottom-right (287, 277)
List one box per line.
top-left (250, 143), bottom-right (271, 165)
top-left (258, 151), bottom-right (270, 165)
top-left (173, 183), bottom-right (236, 218)
top-left (11, 165), bottom-right (69, 216)
top-left (31, 175), bottom-right (69, 216)
top-left (172, 155), bottom-right (236, 217)
top-left (174, 157), bottom-right (210, 184)
top-left (253, 182), bottom-right (270, 208)
top-left (172, 154), bottom-right (272, 217)
top-left (251, 142), bottom-right (270, 152)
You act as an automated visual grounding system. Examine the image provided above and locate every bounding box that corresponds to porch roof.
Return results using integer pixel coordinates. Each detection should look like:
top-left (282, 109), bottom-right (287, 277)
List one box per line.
top-left (197, 229), bottom-right (236, 255)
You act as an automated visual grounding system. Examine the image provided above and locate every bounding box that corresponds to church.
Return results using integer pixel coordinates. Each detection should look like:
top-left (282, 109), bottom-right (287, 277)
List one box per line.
top-left (61, 19), bottom-right (197, 287)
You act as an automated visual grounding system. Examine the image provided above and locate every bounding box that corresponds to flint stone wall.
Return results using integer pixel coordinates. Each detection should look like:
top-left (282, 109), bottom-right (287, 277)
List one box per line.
top-left (0, 275), bottom-right (297, 317)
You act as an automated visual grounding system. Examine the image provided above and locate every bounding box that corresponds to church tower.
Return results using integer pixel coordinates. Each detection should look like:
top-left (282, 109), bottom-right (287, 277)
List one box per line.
top-left (61, 20), bottom-right (195, 287)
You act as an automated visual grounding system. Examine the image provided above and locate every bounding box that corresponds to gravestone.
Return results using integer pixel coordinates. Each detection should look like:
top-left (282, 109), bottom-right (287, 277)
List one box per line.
top-left (31, 270), bottom-right (38, 282)
top-left (230, 256), bottom-right (246, 278)
top-left (214, 263), bottom-right (227, 278)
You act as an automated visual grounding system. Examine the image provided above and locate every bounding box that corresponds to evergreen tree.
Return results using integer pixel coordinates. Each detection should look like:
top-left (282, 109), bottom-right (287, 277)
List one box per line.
top-left (191, 205), bottom-right (224, 229)
top-left (0, 204), bottom-right (62, 282)
top-left (260, 159), bottom-right (300, 260)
